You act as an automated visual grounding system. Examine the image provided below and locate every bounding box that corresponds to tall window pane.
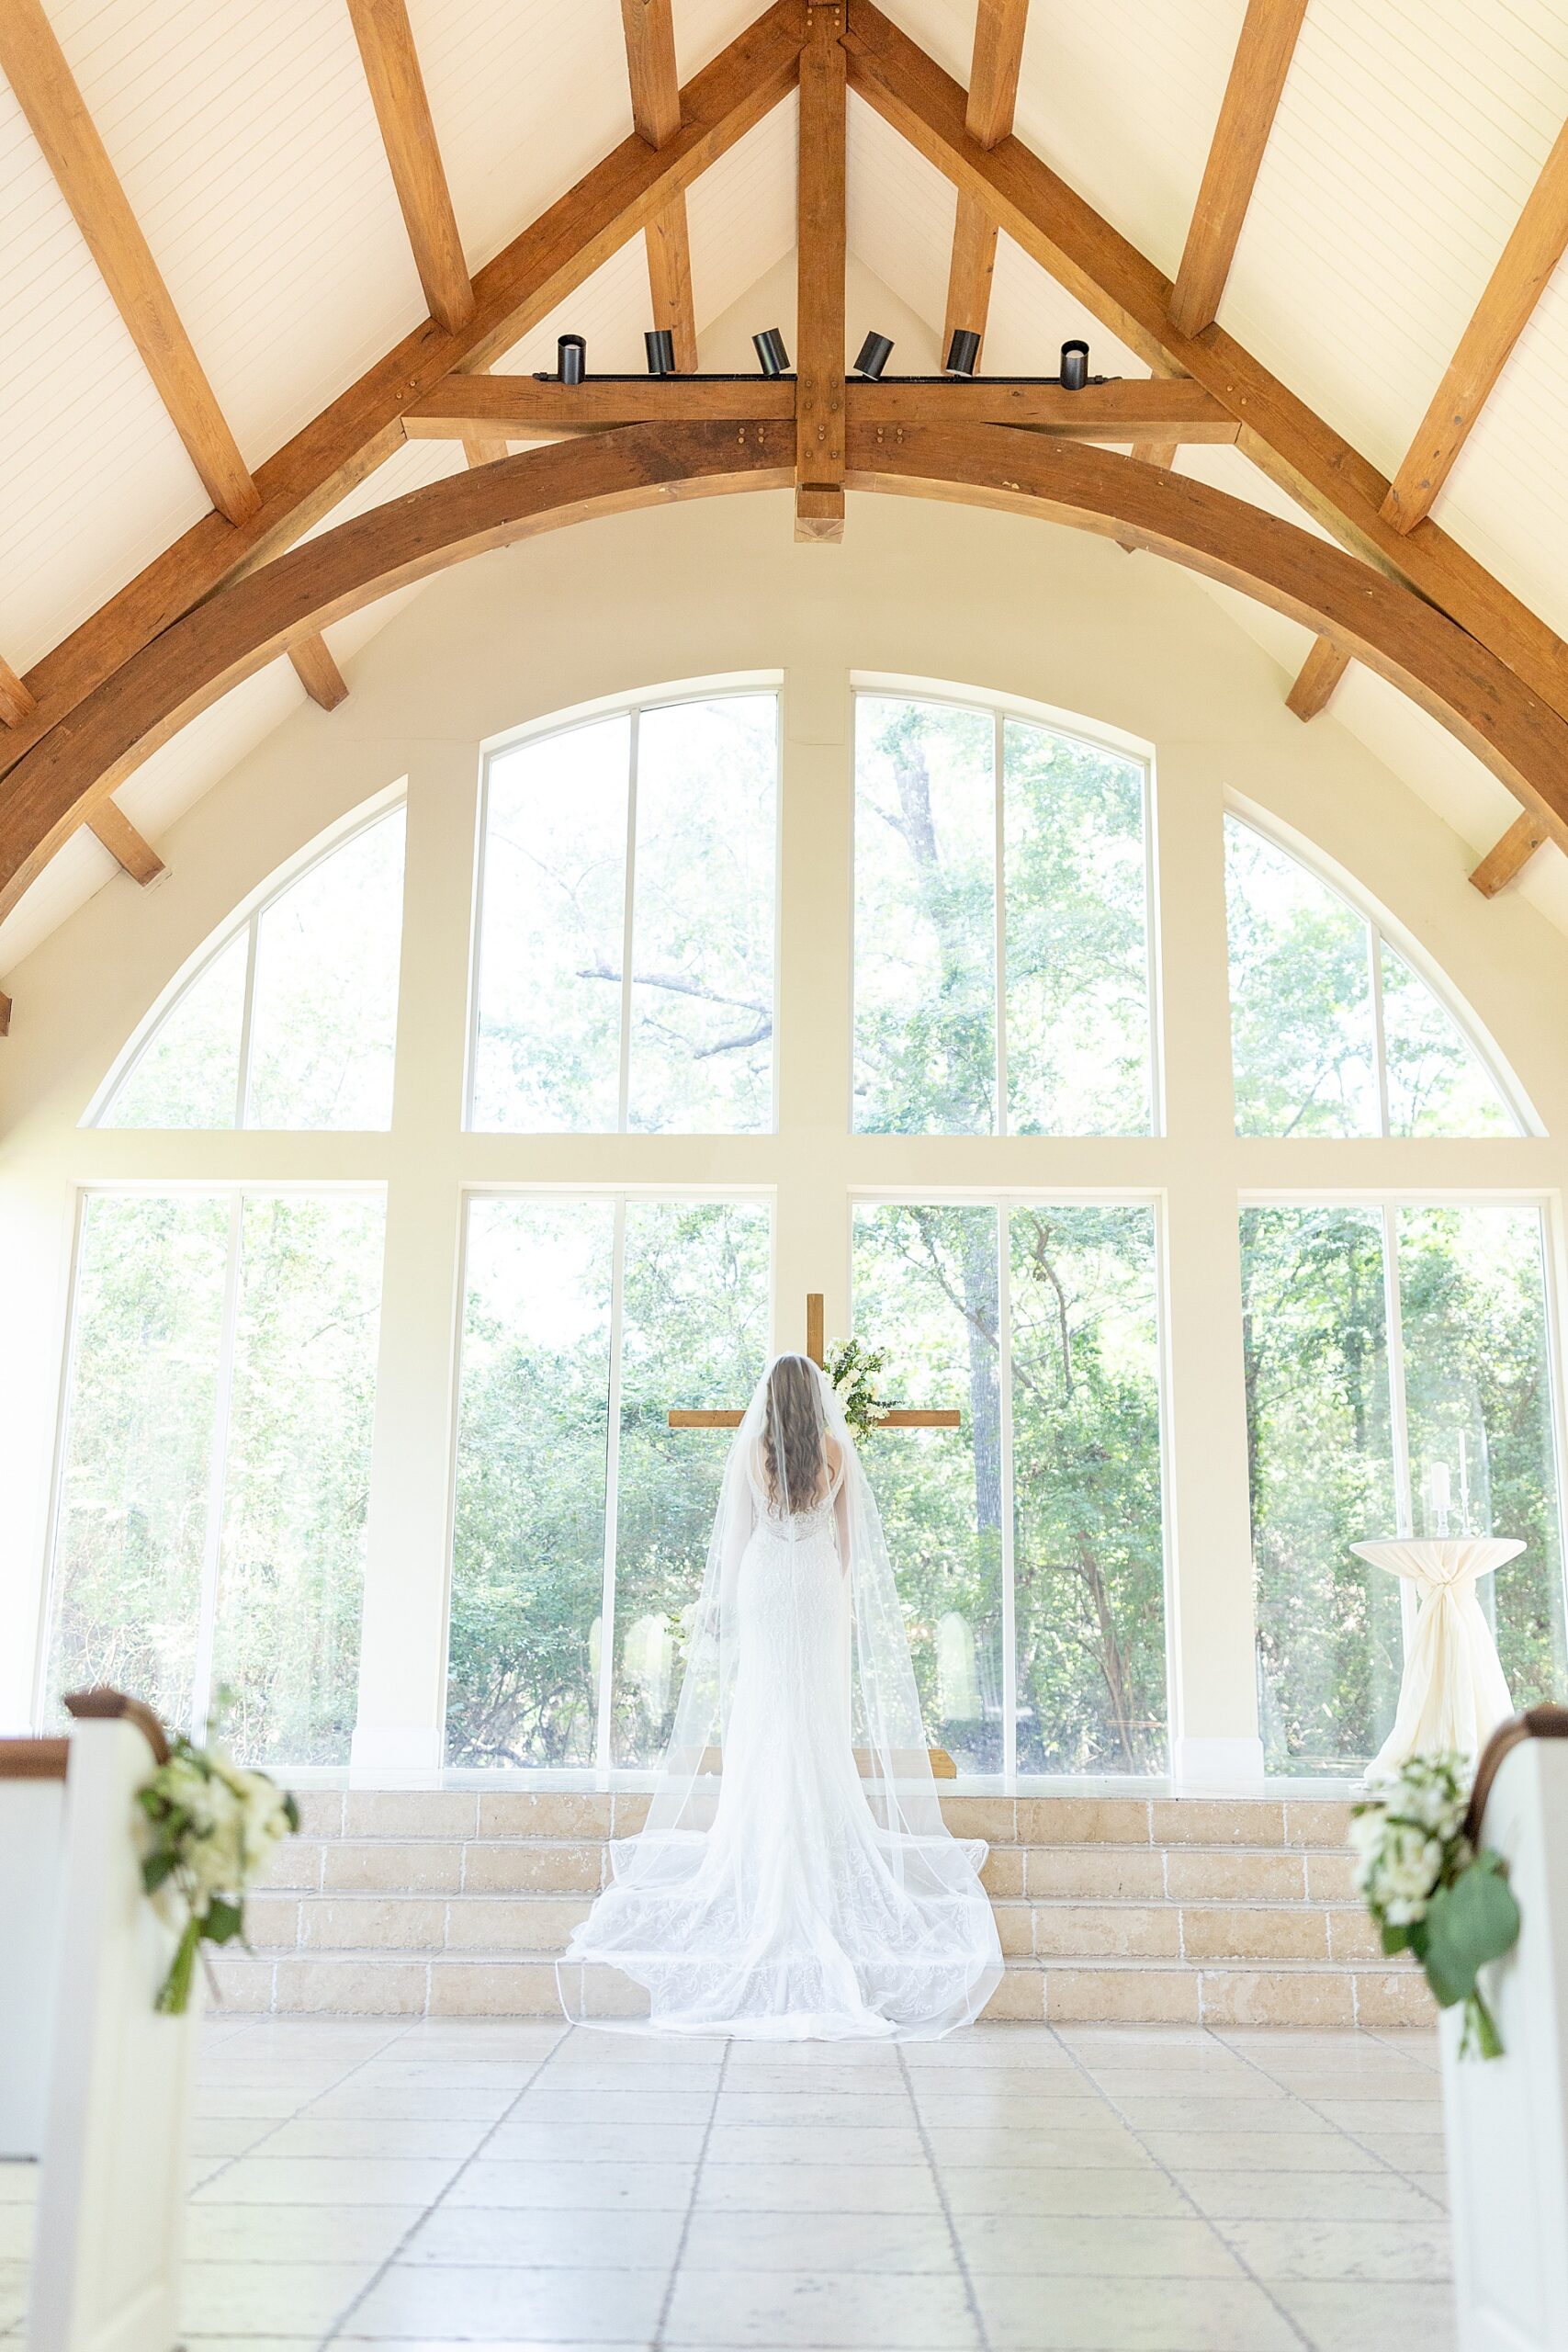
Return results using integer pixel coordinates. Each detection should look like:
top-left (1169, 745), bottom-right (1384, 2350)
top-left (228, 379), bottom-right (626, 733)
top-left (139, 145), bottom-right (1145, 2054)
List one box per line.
top-left (1398, 1206), bottom-right (1566, 1705)
top-left (612, 1202), bottom-right (771, 1763)
top-left (1010, 1206), bottom-right (1167, 1772)
top-left (448, 1200), bottom-right (615, 1766)
top-left (45, 1195), bottom-right (231, 1727)
top-left (1225, 820), bottom-right (1378, 1138)
top-left (245, 809), bottom-right (405, 1129)
top-left (628, 699), bottom-right (776, 1135)
top-left (852, 1204), bottom-right (1004, 1773)
top-left (44, 1190), bottom-right (383, 1760)
top-left (1004, 721), bottom-right (1152, 1135)
top-left (211, 1196), bottom-right (384, 1764)
top-left (472, 718), bottom-right (630, 1134)
top-left (1241, 1206), bottom-right (1401, 1772)
top-left (854, 697), bottom-right (997, 1135)
top-left (471, 695), bottom-right (779, 1136)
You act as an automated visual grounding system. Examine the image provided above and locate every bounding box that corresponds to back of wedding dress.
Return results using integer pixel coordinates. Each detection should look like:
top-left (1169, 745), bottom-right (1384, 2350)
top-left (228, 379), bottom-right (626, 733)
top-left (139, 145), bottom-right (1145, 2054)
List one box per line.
top-left (558, 1353), bottom-right (1003, 2037)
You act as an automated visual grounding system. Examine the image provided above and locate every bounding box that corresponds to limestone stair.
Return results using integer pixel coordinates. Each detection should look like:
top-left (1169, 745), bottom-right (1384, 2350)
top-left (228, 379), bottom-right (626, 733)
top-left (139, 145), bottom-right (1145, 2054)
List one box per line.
top-left (218, 1790), bottom-right (1429, 2028)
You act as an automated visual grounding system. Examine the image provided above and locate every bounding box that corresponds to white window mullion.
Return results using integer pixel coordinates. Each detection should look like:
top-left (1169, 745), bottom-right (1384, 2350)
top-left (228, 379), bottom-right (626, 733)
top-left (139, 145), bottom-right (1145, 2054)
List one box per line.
top-left (993, 708), bottom-right (1008, 1138)
top-left (617, 712), bottom-right (640, 1134)
top-left (1370, 924), bottom-right (1392, 1137)
top-left (1380, 1202), bottom-right (1420, 1656)
top-left (233, 914), bottom-right (260, 1130)
top-left (594, 1195), bottom-right (629, 1778)
top-left (189, 1194), bottom-right (245, 1738)
top-left (998, 1203), bottom-right (1018, 1784)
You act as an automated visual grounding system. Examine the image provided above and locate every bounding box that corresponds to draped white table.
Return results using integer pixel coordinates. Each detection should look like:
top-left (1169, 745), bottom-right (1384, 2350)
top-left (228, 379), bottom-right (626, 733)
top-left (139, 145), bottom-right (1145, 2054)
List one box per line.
top-left (1350, 1536), bottom-right (1521, 1774)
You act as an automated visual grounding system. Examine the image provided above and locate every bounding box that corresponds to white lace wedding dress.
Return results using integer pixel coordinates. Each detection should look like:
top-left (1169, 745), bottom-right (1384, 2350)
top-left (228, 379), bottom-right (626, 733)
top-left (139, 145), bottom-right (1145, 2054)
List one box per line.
top-left (558, 1355), bottom-right (1002, 2039)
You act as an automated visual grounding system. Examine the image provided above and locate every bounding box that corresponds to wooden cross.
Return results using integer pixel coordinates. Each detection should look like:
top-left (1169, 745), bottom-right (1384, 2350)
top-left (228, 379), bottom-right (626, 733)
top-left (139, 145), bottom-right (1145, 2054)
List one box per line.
top-left (668, 1293), bottom-right (962, 1431)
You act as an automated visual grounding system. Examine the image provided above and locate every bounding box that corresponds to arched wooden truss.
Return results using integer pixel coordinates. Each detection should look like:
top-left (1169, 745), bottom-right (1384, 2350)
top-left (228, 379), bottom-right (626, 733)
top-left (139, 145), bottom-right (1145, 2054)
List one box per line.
top-left (4, 414), bottom-right (1568, 922)
top-left (4, 0), bottom-right (1568, 933)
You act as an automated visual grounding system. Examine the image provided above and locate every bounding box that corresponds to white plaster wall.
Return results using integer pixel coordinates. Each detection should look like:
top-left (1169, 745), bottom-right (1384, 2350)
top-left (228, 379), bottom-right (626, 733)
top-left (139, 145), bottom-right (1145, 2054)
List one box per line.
top-left (4, 490), bottom-right (1566, 1779)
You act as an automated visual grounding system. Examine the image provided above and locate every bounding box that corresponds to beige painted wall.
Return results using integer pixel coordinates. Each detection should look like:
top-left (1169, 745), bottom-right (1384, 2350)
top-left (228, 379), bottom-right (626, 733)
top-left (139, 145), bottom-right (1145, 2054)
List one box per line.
top-left (4, 489), bottom-right (1566, 1781)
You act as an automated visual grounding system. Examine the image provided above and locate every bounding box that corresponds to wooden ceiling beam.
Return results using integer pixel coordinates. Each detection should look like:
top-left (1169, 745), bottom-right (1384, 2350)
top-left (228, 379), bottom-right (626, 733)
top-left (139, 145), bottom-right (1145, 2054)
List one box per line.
top-left (288, 635), bottom-right (350, 712)
top-left (621, 0), bottom-right (701, 371)
top-left (1382, 117), bottom-right (1568, 534)
top-left (795, 3), bottom-right (847, 541)
top-left (1168, 0), bottom-right (1308, 339)
top-left (0, 0), bottom-right (806, 798)
top-left (840, 0), bottom-right (1568, 727)
top-left (0, 990), bottom-right (10, 1038)
top-left (1129, 440), bottom-right (1179, 468)
top-left (1470, 812), bottom-right (1550, 898)
top-left (402, 373), bottom-right (1235, 435)
top-left (1286, 634), bottom-right (1349, 718)
top-left (347, 0), bottom-right (474, 334)
top-left (6, 421), bottom-right (1568, 917)
top-left (0, 659), bottom-right (37, 729)
top-left (85, 798), bottom-right (163, 885)
top-left (0, 0), bottom-right (258, 525)
top-left (942, 1), bottom-right (1031, 367)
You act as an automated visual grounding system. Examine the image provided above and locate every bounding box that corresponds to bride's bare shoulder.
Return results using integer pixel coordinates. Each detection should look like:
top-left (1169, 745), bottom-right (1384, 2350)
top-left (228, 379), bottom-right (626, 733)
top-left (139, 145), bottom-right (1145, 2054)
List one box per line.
top-left (825, 1436), bottom-right (843, 1476)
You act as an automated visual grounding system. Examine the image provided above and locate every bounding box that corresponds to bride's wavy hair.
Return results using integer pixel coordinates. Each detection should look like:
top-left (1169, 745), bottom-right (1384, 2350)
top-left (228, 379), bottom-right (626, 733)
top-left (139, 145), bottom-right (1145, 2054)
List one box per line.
top-left (762, 1353), bottom-right (829, 1512)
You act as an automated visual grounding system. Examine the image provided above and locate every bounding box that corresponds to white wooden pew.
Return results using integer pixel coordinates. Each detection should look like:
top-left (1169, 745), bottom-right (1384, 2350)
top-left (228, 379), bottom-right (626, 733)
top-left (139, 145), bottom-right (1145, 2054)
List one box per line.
top-left (0, 1691), bottom-right (199, 2352)
top-left (1443, 1703), bottom-right (1568, 2352)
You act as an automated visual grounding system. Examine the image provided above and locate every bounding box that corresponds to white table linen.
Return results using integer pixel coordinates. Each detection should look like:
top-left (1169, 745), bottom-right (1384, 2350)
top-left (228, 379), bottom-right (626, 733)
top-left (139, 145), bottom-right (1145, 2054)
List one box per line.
top-left (1350, 1536), bottom-right (1521, 1773)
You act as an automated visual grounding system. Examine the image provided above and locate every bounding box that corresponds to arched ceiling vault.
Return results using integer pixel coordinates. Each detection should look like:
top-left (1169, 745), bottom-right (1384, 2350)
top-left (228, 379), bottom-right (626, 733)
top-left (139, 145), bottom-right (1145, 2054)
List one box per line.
top-left (4, 0), bottom-right (1568, 1006)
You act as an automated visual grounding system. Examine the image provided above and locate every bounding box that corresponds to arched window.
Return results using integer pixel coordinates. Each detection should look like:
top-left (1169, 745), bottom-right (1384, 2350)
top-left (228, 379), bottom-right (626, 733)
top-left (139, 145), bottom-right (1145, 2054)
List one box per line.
top-left (96, 801), bottom-right (407, 1131)
top-left (853, 690), bottom-right (1155, 1136)
top-left (469, 690), bottom-right (779, 1135)
top-left (1224, 813), bottom-right (1520, 1137)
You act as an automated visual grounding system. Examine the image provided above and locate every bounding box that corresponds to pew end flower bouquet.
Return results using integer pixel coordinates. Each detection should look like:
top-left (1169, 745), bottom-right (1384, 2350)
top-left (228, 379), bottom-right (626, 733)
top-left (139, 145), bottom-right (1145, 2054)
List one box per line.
top-left (138, 1729), bottom-right (299, 2014)
top-left (1350, 1750), bottom-right (1520, 2058)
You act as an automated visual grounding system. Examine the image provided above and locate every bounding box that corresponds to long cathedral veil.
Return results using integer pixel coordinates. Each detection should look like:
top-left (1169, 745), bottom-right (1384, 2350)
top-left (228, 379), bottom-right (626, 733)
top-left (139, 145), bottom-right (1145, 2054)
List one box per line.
top-left (558, 1354), bottom-right (1002, 2034)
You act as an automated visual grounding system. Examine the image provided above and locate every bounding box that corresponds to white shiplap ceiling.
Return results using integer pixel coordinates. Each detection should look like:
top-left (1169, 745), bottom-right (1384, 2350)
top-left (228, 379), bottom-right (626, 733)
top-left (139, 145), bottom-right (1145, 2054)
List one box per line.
top-left (4, 0), bottom-right (1568, 978)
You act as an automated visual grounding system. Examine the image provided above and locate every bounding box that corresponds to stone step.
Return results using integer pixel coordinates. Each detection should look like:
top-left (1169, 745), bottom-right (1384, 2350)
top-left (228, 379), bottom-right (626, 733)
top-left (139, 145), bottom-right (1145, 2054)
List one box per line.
top-left (291, 1790), bottom-right (1356, 1850)
top-left (210, 1945), bottom-right (1427, 2030)
top-left (267, 1836), bottom-right (1359, 1904)
top-left (243, 1886), bottom-right (1385, 1967)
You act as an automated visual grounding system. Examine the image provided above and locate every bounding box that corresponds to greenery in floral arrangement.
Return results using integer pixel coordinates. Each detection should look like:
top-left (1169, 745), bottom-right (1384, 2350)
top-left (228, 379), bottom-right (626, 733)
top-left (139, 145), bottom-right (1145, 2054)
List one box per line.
top-left (1350, 1751), bottom-right (1520, 2057)
top-left (825, 1337), bottom-right (891, 1439)
top-left (138, 1720), bottom-right (299, 2015)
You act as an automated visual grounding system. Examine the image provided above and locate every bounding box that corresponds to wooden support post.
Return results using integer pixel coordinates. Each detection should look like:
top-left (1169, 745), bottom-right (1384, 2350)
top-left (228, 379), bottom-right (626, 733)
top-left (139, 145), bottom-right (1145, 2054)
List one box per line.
top-left (85, 799), bottom-right (164, 885)
top-left (622, 0), bottom-right (701, 370)
top-left (0, 991), bottom-right (10, 1038)
top-left (288, 635), bottom-right (350, 712)
top-left (940, 2), bottom-right (1030, 368)
top-left (1286, 634), bottom-right (1350, 719)
top-left (0, 658), bottom-right (37, 729)
top-left (1470, 812), bottom-right (1551, 898)
top-left (806, 1290), bottom-right (826, 1368)
top-left (1168, 0), bottom-right (1308, 338)
top-left (795, 3), bottom-right (847, 542)
top-left (346, 0), bottom-right (474, 333)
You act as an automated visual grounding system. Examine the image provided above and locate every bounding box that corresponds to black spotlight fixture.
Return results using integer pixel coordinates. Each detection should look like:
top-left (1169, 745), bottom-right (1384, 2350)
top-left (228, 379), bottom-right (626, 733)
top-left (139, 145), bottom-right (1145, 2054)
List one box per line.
top-left (1059, 338), bottom-right (1089, 390)
top-left (853, 330), bottom-right (894, 379)
top-left (645, 328), bottom-right (676, 378)
top-left (752, 326), bottom-right (791, 377)
top-left (558, 334), bottom-right (586, 386)
top-left (945, 327), bottom-right (981, 378)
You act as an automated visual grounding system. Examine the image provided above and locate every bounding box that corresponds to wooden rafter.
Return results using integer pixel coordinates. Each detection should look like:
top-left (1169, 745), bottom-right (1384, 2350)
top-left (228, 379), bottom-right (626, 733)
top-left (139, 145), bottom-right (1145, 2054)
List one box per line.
top-left (86, 800), bottom-right (164, 886)
top-left (1129, 440), bottom-right (1179, 469)
top-left (622, 0), bottom-right (700, 371)
top-left (0, 659), bottom-right (37, 729)
top-left (7, 421), bottom-right (1568, 919)
top-left (0, 990), bottom-right (10, 1038)
top-left (1168, 0), bottom-right (1308, 339)
top-left (347, 0), bottom-right (474, 334)
top-left (0, 0), bottom-right (258, 525)
top-left (1383, 118), bottom-right (1568, 534)
top-left (288, 634), bottom-right (350, 713)
top-left (795, 3), bottom-right (847, 541)
top-left (1286, 635), bottom-right (1348, 719)
top-left (1470, 813), bottom-right (1550, 899)
top-left (0, 0), bottom-right (807, 803)
top-left (942, 0), bottom-right (1031, 368)
top-left (840, 1), bottom-right (1568, 729)
top-left (402, 374), bottom-right (1237, 438)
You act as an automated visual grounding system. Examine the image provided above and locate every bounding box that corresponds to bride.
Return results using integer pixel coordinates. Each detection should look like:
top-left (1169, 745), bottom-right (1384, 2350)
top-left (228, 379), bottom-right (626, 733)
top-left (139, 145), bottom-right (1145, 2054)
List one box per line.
top-left (558, 1351), bottom-right (1003, 2038)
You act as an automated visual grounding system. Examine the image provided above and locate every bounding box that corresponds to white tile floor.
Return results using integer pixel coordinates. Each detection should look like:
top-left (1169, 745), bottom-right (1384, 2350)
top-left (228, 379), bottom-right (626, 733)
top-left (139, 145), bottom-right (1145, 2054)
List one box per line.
top-left (0, 2016), bottom-right (1452, 2352)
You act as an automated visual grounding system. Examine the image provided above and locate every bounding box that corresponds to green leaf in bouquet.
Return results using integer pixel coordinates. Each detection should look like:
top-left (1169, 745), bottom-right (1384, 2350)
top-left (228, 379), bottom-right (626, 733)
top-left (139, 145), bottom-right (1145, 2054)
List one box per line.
top-left (282, 1792), bottom-right (300, 1834)
top-left (1380, 1920), bottom-right (1414, 1956)
top-left (1420, 1854), bottom-right (1520, 2009)
top-left (204, 1895), bottom-right (245, 1946)
top-left (141, 1849), bottom-right (177, 1894)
